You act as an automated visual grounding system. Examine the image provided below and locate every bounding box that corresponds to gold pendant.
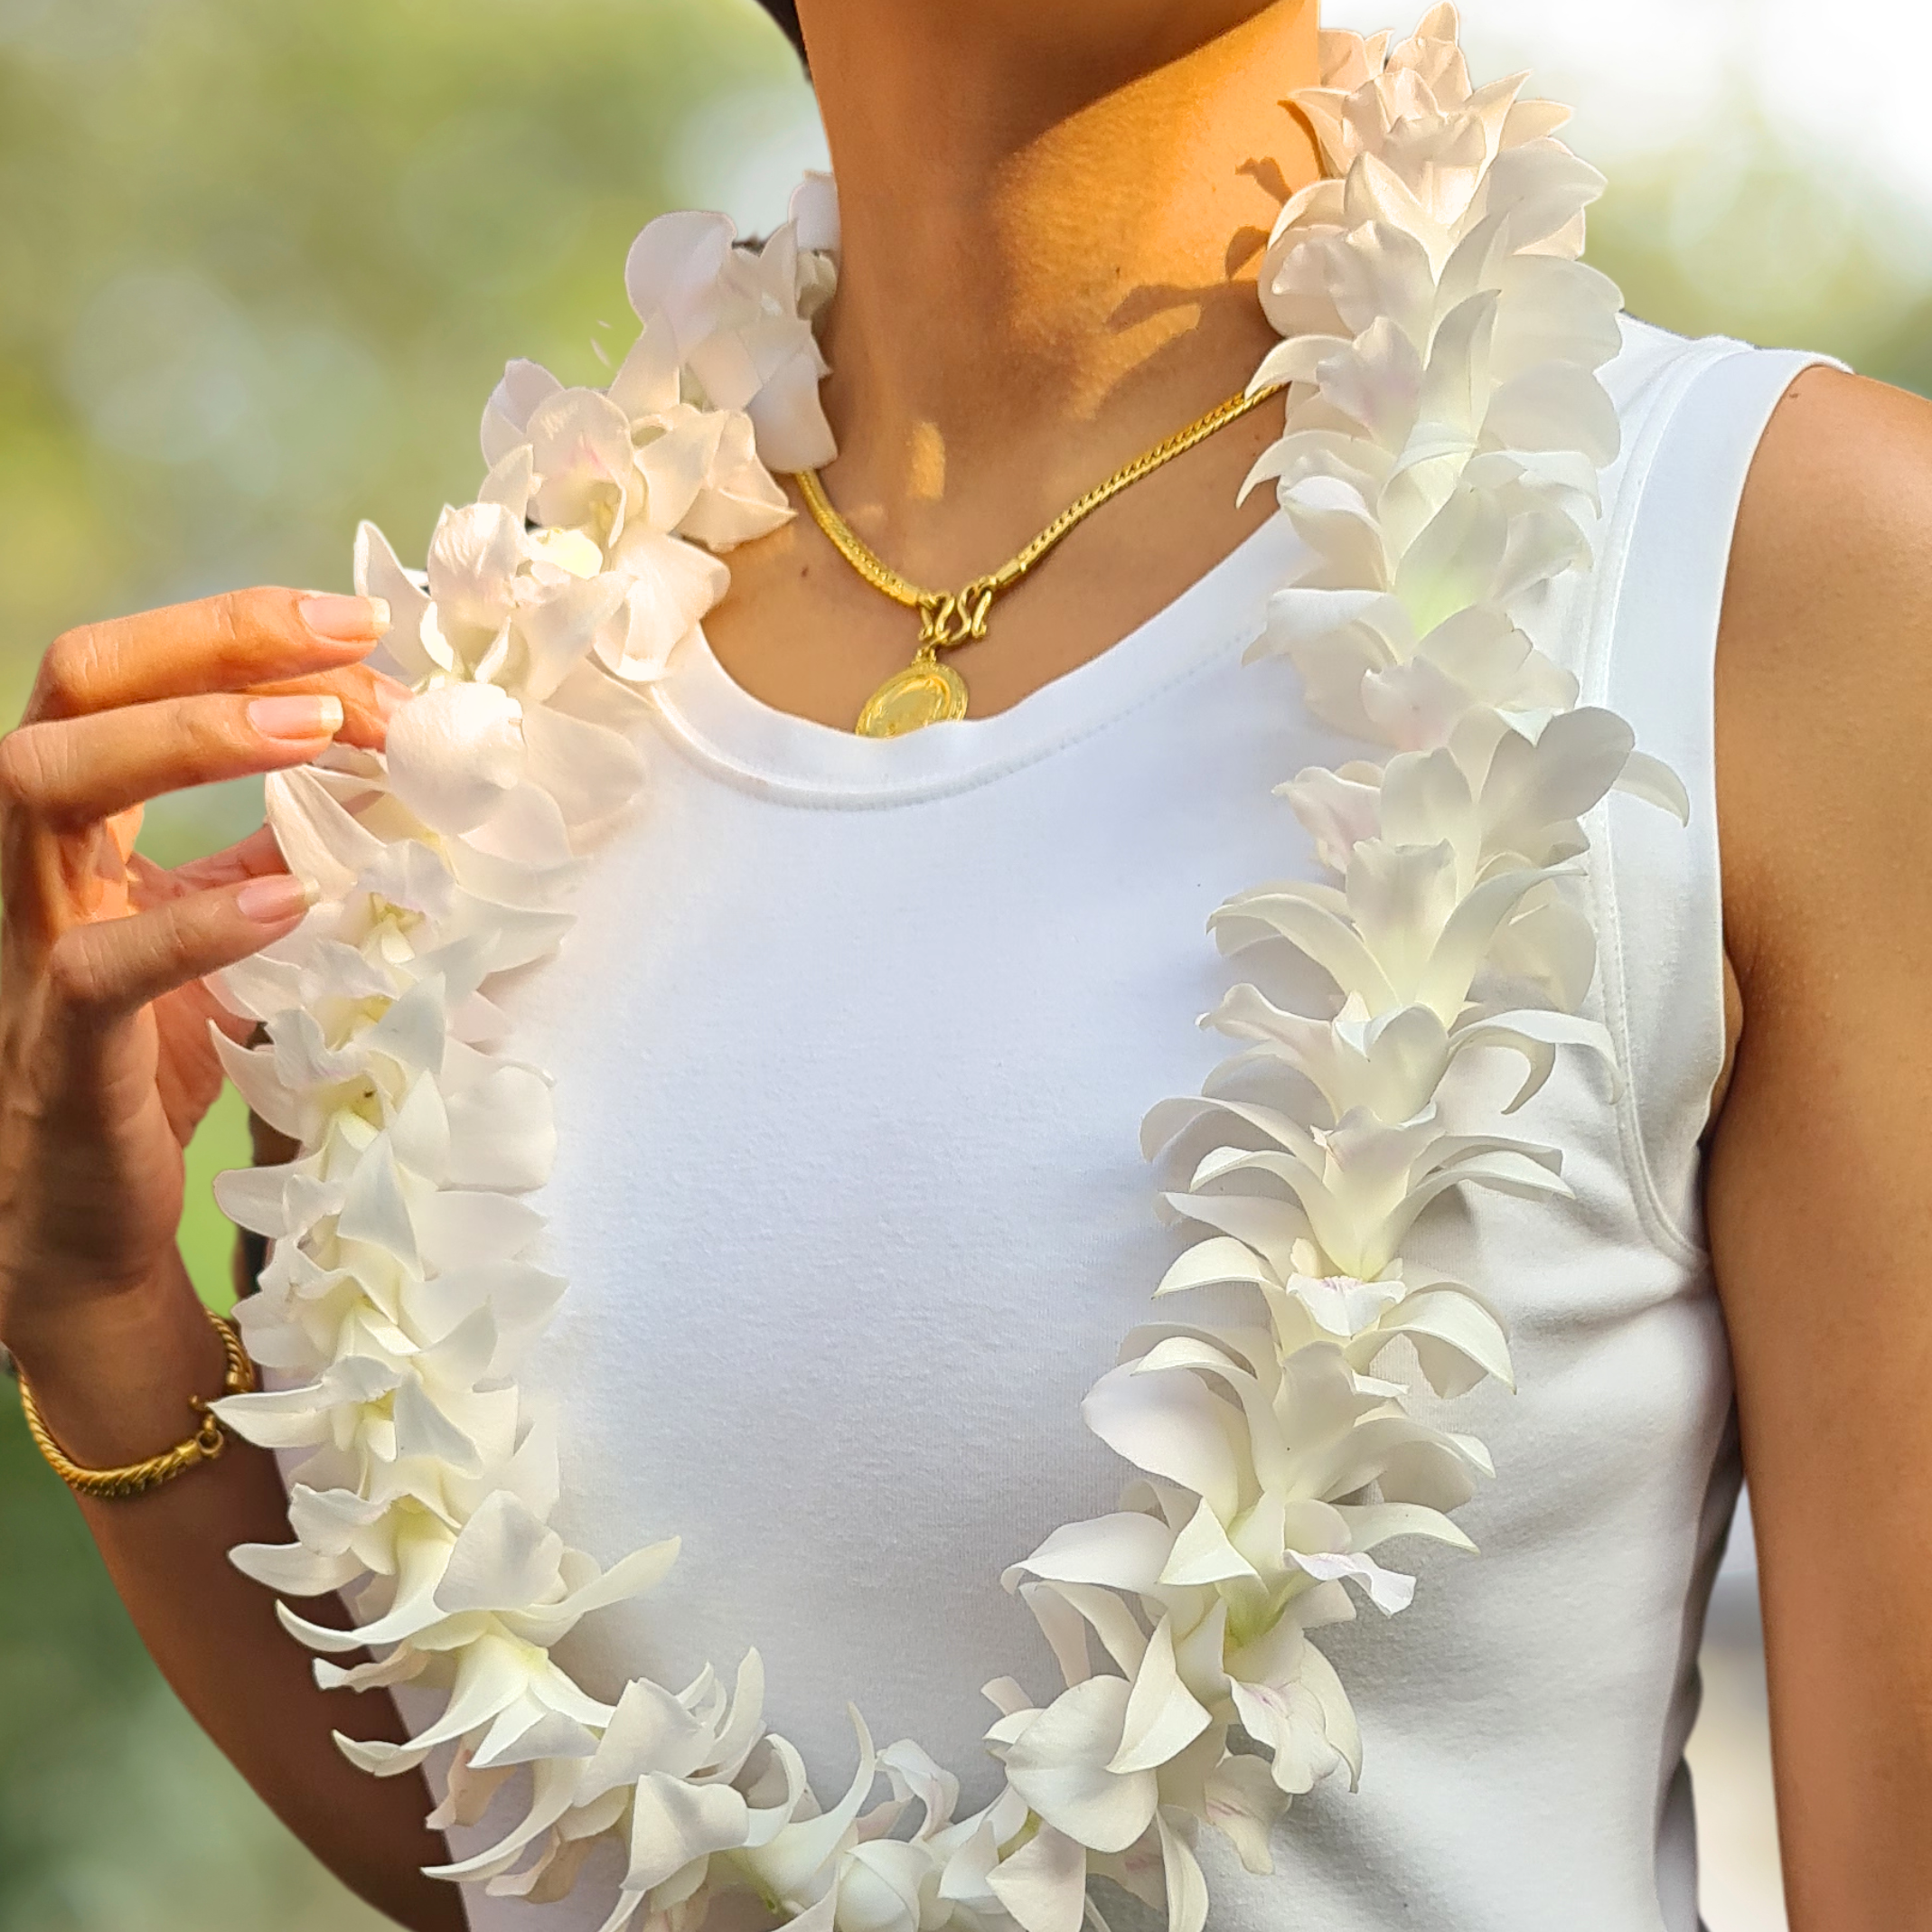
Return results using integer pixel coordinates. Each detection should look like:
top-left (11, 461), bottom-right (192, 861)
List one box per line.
top-left (855, 651), bottom-right (969, 738)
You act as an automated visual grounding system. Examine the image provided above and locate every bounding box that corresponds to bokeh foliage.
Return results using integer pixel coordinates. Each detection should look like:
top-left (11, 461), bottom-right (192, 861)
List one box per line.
top-left (0, 5), bottom-right (1927, 1928)
top-left (0, 0), bottom-right (798, 722)
top-left (0, 2), bottom-right (794, 1926)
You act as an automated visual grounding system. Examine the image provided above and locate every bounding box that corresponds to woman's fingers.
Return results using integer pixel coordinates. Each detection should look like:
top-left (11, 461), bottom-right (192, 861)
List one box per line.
top-left (44, 872), bottom-right (313, 1020)
top-left (249, 660), bottom-right (409, 752)
top-left (155, 824), bottom-right (287, 896)
top-left (25, 586), bottom-right (391, 724)
top-left (126, 825), bottom-right (286, 910)
top-left (0, 689), bottom-right (355, 826)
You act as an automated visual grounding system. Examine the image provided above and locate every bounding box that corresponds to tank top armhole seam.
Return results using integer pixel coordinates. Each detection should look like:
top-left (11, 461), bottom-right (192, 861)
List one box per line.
top-left (1580, 335), bottom-right (1755, 1271)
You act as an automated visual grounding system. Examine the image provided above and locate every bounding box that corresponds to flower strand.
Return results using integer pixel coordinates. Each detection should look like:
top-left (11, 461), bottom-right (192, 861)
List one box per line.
top-left (210, 14), bottom-right (1683, 1929)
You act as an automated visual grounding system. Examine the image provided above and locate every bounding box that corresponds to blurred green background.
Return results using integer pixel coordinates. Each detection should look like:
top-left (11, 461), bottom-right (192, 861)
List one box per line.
top-left (0, 2), bottom-right (1926, 1928)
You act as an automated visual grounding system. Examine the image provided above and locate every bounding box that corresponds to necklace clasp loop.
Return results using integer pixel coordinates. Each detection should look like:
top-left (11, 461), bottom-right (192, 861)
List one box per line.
top-left (916, 582), bottom-right (997, 651)
top-left (792, 381), bottom-right (1282, 732)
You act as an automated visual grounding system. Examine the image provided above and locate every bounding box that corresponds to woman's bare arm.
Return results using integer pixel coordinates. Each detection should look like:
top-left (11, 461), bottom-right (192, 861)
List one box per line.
top-left (1708, 367), bottom-right (1932, 1927)
top-left (0, 588), bottom-right (461, 1931)
top-left (18, 1263), bottom-right (458, 1928)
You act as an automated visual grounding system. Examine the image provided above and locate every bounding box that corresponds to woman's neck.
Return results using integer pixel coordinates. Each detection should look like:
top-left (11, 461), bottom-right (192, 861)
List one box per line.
top-left (800, 0), bottom-right (1323, 561)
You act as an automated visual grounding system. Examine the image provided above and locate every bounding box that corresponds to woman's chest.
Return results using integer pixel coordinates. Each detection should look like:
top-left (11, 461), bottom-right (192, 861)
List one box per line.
top-left (425, 539), bottom-right (1728, 1837)
top-left (509, 630), bottom-right (1331, 1299)
top-left (474, 635), bottom-right (1332, 1774)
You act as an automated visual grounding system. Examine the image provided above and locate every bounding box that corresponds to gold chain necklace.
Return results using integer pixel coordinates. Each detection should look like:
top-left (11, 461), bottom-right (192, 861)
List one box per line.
top-left (792, 380), bottom-right (1285, 738)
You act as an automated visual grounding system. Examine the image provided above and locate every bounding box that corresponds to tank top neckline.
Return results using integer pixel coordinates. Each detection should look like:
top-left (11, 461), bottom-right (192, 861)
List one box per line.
top-left (647, 511), bottom-right (1310, 808)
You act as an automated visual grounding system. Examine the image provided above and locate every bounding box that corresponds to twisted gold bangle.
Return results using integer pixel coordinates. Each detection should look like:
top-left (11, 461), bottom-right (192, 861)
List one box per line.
top-left (14, 1301), bottom-right (258, 1499)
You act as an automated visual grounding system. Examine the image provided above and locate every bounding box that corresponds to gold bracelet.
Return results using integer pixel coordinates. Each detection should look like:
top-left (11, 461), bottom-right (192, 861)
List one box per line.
top-left (14, 1301), bottom-right (258, 1499)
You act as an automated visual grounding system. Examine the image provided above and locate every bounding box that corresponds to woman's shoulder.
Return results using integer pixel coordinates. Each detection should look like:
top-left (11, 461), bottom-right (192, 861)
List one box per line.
top-left (1727, 360), bottom-right (1932, 728)
top-left (1596, 311), bottom-right (1932, 721)
top-left (1716, 355), bottom-right (1932, 966)
top-left (1736, 360), bottom-right (1932, 586)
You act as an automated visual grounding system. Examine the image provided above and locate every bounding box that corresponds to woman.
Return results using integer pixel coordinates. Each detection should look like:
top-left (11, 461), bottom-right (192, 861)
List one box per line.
top-left (3, 2), bottom-right (1929, 1928)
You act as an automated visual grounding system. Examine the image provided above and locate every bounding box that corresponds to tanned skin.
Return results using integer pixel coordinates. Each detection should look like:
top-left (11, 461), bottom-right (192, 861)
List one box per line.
top-left (1701, 366), bottom-right (1932, 1927)
top-left (2, 4), bottom-right (1927, 1925)
top-left (0, 594), bottom-right (460, 1929)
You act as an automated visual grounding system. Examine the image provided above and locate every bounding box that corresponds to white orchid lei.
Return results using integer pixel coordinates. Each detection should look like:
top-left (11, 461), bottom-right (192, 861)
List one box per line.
top-left (207, 12), bottom-right (1686, 1930)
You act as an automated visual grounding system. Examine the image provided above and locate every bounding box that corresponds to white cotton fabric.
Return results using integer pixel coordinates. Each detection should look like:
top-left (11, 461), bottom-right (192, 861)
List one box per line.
top-left (438, 320), bottom-right (1832, 1931)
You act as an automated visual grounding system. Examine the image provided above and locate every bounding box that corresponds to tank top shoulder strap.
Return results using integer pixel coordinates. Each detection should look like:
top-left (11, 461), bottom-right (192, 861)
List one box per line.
top-left (1580, 321), bottom-right (1846, 1261)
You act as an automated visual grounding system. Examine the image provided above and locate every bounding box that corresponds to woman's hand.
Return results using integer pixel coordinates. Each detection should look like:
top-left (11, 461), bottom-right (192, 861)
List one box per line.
top-left (0, 586), bottom-right (402, 1361)
top-left (0, 589), bottom-right (464, 1929)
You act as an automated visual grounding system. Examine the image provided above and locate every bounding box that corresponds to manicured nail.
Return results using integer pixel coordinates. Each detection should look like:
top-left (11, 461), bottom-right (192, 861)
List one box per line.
top-left (298, 594), bottom-right (390, 643)
top-left (249, 694), bottom-right (344, 742)
top-left (235, 874), bottom-right (314, 926)
top-left (370, 677), bottom-right (412, 723)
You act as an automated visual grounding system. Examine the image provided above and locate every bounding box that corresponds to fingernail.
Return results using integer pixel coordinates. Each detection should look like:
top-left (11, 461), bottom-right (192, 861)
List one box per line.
top-left (371, 677), bottom-right (412, 723)
top-left (249, 694), bottom-right (344, 742)
top-left (299, 594), bottom-right (390, 643)
top-left (235, 874), bottom-right (314, 926)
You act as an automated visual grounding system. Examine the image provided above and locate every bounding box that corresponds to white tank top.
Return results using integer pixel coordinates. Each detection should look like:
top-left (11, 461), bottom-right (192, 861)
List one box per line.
top-left (433, 321), bottom-right (1833, 1931)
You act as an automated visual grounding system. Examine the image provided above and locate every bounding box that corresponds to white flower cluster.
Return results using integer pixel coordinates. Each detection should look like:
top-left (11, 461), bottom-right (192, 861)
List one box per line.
top-left (208, 12), bottom-right (1683, 1932)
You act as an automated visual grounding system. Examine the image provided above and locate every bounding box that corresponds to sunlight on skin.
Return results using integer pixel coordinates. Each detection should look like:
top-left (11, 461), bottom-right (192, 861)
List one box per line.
top-left (5, 6), bottom-right (1926, 1930)
top-left (674, 2), bottom-right (1932, 237)
top-left (907, 419), bottom-right (947, 502)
